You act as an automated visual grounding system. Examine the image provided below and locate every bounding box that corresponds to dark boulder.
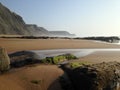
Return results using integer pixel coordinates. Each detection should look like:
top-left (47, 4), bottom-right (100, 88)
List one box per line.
top-left (9, 51), bottom-right (41, 67)
top-left (60, 62), bottom-right (120, 90)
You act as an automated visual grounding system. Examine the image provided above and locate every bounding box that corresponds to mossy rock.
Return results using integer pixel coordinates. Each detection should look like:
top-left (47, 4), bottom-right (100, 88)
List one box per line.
top-left (0, 48), bottom-right (10, 71)
top-left (42, 53), bottom-right (77, 64)
top-left (70, 62), bottom-right (90, 69)
top-left (60, 61), bottom-right (120, 90)
top-left (65, 54), bottom-right (77, 60)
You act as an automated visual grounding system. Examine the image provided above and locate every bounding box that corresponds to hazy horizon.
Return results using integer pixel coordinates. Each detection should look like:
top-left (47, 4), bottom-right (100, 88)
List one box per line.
top-left (1, 0), bottom-right (120, 37)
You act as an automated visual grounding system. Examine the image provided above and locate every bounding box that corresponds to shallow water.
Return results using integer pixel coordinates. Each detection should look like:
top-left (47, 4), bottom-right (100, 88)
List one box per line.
top-left (31, 48), bottom-right (120, 59)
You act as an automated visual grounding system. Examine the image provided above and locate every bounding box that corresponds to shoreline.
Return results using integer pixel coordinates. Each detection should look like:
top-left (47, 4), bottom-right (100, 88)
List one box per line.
top-left (72, 51), bottom-right (120, 64)
top-left (0, 38), bottom-right (120, 53)
top-left (1, 38), bottom-right (120, 64)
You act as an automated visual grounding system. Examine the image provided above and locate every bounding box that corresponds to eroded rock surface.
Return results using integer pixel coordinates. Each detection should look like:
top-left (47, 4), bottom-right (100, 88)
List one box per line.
top-left (60, 62), bottom-right (120, 90)
top-left (9, 51), bottom-right (41, 67)
top-left (0, 48), bottom-right (10, 71)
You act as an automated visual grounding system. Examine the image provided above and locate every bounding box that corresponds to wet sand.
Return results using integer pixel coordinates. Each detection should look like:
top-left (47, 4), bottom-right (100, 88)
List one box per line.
top-left (0, 65), bottom-right (63, 90)
top-left (1, 38), bottom-right (120, 64)
top-left (0, 38), bottom-right (120, 52)
top-left (1, 38), bottom-right (120, 63)
top-left (73, 51), bottom-right (120, 64)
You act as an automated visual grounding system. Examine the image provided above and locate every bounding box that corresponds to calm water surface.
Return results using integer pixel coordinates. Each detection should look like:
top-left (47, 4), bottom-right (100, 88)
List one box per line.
top-left (31, 48), bottom-right (120, 59)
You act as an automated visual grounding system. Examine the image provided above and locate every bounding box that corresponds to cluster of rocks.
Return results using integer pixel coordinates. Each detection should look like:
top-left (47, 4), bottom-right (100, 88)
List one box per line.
top-left (0, 49), bottom-right (77, 69)
top-left (82, 36), bottom-right (120, 43)
top-left (60, 62), bottom-right (120, 90)
top-left (0, 48), bottom-right (42, 69)
top-left (0, 47), bottom-right (120, 90)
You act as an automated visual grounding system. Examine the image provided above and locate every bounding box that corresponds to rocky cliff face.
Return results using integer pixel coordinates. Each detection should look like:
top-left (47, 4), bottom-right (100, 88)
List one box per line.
top-left (0, 3), bottom-right (75, 37)
top-left (26, 24), bottom-right (50, 36)
top-left (0, 3), bottom-right (31, 35)
top-left (26, 24), bottom-right (75, 37)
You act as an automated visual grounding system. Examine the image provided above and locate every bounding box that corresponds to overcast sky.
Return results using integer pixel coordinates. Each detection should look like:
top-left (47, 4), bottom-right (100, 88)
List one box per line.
top-left (1, 0), bottom-right (120, 37)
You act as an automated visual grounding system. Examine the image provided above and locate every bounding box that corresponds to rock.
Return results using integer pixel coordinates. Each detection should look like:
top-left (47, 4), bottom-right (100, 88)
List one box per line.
top-left (60, 62), bottom-right (120, 90)
top-left (42, 53), bottom-right (77, 64)
top-left (9, 51), bottom-right (41, 67)
top-left (0, 48), bottom-right (10, 71)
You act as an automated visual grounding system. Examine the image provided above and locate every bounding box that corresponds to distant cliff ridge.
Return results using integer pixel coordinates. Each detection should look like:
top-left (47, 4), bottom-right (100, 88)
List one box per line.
top-left (26, 24), bottom-right (50, 36)
top-left (26, 24), bottom-right (75, 37)
top-left (0, 3), bottom-right (75, 37)
top-left (49, 31), bottom-right (75, 37)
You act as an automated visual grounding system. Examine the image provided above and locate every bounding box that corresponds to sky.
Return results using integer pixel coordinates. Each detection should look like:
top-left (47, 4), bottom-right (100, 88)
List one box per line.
top-left (0, 0), bottom-right (120, 37)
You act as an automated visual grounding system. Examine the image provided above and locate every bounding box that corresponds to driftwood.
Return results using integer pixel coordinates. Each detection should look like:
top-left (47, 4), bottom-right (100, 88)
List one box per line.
top-left (60, 62), bottom-right (120, 90)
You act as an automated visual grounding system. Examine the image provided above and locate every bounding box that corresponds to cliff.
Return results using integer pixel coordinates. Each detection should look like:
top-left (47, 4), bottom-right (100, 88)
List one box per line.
top-left (27, 24), bottom-right (75, 37)
top-left (0, 3), bottom-right (31, 35)
top-left (0, 3), bottom-right (75, 37)
top-left (26, 24), bottom-right (50, 36)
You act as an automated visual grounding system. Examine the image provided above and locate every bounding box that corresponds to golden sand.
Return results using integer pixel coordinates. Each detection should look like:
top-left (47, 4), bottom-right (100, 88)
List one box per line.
top-left (0, 65), bottom-right (63, 90)
top-left (0, 38), bottom-right (120, 52)
top-left (0, 38), bottom-right (120, 90)
top-left (73, 51), bottom-right (120, 64)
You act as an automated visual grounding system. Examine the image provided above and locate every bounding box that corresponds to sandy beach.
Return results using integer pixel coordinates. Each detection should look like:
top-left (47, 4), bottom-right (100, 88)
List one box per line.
top-left (1, 38), bottom-right (120, 63)
top-left (0, 38), bottom-right (120, 90)
top-left (0, 38), bottom-right (120, 53)
top-left (1, 38), bottom-right (120, 65)
top-left (0, 65), bottom-right (63, 90)
top-left (72, 51), bottom-right (120, 64)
